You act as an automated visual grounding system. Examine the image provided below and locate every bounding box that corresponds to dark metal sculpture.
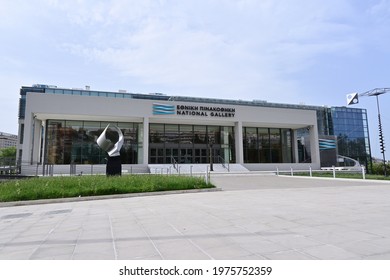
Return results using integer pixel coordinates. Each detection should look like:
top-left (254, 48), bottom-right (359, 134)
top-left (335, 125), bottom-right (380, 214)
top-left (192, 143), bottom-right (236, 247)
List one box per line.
top-left (97, 124), bottom-right (124, 176)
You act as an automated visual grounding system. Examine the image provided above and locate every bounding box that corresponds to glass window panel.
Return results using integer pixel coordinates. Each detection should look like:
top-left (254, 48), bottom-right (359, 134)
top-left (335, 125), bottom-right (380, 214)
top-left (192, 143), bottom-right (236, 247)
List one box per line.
top-left (46, 120), bottom-right (65, 164)
top-left (150, 124), bottom-right (164, 143)
top-left (165, 124), bottom-right (179, 143)
top-left (194, 125), bottom-right (207, 144)
top-left (258, 128), bottom-right (269, 147)
top-left (207, 126), bottom-right (221, 144)
top-left (281, 129), bottom-right (292, 163)
top-left (180, 125), bottom-right (193, 144)
top-left (221, 126), bottom-right (233, 146)
top-left (245, 127), bottom-right (257, 149)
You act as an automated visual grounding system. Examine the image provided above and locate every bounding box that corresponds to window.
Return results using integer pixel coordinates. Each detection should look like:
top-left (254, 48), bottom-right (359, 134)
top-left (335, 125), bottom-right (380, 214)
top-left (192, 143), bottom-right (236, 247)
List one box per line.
top-left (243, 127), bottom-right (292, 164)
top-left (45, 120), bottom-right (140, 164)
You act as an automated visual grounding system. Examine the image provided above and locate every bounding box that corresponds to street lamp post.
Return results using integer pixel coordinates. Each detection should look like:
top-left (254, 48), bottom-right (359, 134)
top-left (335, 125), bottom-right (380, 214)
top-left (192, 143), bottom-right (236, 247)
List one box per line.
top-left (208, 136), bottom-right (214, 172)
top-left (347, 88), bottom-right (389, 176)
top-left (374, 94), bottom-right (387, 177)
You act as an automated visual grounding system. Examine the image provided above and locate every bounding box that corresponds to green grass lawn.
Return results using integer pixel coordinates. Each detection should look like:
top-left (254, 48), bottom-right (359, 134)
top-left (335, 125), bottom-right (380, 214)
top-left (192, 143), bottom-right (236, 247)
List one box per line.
top-left (0, 175), bottom-right (214, 202)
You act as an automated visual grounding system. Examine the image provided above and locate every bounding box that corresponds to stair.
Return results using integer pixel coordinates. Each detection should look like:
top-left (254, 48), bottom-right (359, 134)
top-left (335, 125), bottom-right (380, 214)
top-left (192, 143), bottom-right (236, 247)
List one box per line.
top-left (148, 164), bottom-right (249, 174)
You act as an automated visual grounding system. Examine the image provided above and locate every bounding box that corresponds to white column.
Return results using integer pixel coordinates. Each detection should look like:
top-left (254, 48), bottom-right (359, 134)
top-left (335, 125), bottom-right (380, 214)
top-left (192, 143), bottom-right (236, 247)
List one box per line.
top-left (309, 124), bottom-right (321, 169)
top-left (30, 116), bottom-right (42, 164)
top-left (21, 114), bottom-right (33, 164)
top-left (235, 121), bottom-right (244, 164)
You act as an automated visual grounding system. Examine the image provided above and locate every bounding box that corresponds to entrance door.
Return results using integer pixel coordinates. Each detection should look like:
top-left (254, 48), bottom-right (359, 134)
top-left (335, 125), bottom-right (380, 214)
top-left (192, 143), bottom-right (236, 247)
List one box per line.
top-left (165, 148), bottom-right (178, 164)
top-left (179, 148), bottom-right (193, 163)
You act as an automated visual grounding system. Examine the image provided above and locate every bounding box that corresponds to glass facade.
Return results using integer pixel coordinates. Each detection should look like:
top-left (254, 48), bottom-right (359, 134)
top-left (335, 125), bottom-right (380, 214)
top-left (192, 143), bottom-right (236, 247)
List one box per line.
top-left (243, 127), bottom-right (293, 163)
top-left (329, 107), bottom-right (371, 167)
top-left (149, 124), bottom-right (235, 164)
top-left (45, 120), bottom-right (142, 164)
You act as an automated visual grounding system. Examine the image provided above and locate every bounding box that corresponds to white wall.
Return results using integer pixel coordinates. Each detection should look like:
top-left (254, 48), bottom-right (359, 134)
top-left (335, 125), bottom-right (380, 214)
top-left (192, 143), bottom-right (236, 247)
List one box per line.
top-left (22, 93), bottom-right (320, 168)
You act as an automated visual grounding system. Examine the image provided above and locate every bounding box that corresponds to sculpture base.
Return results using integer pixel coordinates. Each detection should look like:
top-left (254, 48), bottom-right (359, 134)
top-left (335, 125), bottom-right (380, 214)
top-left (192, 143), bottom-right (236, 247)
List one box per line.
top-left (106, 156), bottom-right (122, 176)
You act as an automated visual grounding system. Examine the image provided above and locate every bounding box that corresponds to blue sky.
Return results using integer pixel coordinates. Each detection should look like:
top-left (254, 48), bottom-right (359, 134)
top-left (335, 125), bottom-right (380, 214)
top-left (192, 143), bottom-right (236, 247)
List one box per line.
top-left (1, 0), bottom-right (389, 158)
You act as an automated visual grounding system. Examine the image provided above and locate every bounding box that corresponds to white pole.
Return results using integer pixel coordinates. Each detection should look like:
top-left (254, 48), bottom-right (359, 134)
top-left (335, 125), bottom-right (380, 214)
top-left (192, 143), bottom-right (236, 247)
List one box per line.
top-left (309, 166), bottom-right (312, 177)
top-left (205, 166), bottom-right (209, 184)
top-left (290, 167), bottom-right (294, 177)
top-left (332, 165), bottom-right (336, 178)
top-left (276, 167), bottom-right (279, 176)
top-left (362, 166), bottom-right (366, 180)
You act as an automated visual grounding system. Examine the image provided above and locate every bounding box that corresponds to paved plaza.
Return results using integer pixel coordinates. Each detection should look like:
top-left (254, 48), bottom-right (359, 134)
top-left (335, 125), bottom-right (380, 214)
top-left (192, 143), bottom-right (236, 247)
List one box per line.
top-left (1, 175), bottom-right (390, 260)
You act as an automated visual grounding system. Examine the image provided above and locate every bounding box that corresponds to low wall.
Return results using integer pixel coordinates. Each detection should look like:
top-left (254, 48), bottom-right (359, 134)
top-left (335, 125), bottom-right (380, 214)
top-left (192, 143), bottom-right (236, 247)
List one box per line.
top-left (20, 164), bottom-right (149, 176)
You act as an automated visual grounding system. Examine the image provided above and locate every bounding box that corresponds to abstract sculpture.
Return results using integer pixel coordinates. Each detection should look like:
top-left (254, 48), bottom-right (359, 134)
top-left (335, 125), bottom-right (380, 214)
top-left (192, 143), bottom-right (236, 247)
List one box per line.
top-left (96, 124), bottom-right (124, 176)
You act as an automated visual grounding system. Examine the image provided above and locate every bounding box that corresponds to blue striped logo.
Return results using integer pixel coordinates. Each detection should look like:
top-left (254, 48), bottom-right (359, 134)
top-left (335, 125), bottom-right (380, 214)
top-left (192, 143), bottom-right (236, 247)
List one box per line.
top-left (153, 103), bottom-right (175, 115)
top-left (319, 139), bottom-right (337, 150)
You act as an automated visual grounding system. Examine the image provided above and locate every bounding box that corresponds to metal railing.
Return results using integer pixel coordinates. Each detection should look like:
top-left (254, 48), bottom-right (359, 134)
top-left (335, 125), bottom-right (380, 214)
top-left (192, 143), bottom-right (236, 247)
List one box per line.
top-left (171, 156), bottom-right (179, 172)
top-left (276, 165), bottom-right (367, 180)
top-left (217, 156), bottom-right (230, 172)
top-left (0, 157), bottom-right (18, 175)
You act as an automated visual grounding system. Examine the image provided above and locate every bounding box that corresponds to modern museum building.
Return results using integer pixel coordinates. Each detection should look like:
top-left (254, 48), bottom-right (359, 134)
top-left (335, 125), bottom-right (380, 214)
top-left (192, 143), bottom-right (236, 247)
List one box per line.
top-left (16, 84), bottom-right (372, 175)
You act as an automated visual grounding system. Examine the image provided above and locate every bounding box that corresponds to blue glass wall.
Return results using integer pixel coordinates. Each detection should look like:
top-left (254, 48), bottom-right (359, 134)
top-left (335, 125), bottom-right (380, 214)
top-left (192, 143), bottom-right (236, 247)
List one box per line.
top-left (329, 107), bottom-right (371, 168)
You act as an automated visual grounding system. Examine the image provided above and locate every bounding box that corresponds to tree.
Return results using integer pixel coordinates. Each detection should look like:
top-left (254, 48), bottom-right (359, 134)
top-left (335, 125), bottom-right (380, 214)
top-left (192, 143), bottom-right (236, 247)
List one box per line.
top-left (0, 146), bottom-right (16, 165)
top-left (371, 161), bottom-right (390, 176)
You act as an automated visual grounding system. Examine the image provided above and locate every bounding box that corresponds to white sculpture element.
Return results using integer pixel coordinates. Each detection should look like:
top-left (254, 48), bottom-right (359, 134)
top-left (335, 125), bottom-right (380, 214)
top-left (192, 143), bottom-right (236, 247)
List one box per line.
top-left (96, 124), bottom-right (124, 157)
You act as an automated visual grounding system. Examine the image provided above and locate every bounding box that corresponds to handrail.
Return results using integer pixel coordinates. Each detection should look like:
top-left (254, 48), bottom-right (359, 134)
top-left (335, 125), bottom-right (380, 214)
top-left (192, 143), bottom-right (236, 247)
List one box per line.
top-left (337, 155), bottom-right (361, 167)
top-left (217, 156), bottom-right (230, 172)
top-left (171, 156), bottom-right (178, 171)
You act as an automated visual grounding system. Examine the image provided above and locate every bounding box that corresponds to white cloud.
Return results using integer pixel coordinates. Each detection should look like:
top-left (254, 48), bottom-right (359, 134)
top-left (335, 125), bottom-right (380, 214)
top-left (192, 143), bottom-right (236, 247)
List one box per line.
top-left (56, 0), bottom-right (362, 101)
top-left (2, 0), bottom-right (384, 103)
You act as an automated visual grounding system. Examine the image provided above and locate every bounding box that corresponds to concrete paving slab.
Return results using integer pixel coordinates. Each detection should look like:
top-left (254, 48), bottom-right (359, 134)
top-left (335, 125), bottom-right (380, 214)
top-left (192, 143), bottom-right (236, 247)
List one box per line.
top-left (300, 244), bottom-right (361, 260)
top-left (263, 249), bottom-right (318, 260)
top-left (0, 174), bottom-right (390, 260)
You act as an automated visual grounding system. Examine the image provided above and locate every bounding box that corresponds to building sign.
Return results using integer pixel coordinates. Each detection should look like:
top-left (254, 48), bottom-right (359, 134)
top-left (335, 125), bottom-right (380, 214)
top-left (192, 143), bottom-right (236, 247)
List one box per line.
top-left (319, 138), bottom-right (337, 150)
top-left (153, 103), bottom-right (236, 118)
top-left (152, 103), bottom-right (175, 115)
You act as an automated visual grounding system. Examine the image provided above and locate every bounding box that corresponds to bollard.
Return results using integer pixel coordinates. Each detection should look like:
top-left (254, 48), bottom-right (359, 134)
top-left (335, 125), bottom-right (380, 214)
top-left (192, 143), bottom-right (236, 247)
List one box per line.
top-left (190, 165), bottom-right (193, 177)
top-left (309, 166), bottom-right (312, 177)
top-left (290, 167), bottom-right (294, 177)
top-left (276, 167), bottom-right (279, 176)
top-left (332, 165), bottom-right (336, 178)
top-left (362, 166), bottom-right (366, 180)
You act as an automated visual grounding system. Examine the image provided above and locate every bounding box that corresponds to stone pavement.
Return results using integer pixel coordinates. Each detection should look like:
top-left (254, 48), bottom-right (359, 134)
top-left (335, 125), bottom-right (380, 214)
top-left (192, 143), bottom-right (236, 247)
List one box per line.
top-left (1, 175), bottom-right (390, 260)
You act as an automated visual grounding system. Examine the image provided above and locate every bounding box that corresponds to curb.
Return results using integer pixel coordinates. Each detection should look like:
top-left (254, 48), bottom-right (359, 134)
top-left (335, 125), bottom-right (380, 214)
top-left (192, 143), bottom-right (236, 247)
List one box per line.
top-left (277, 175), bottom-right (390, 184)
top-left (0, 187), bottom-right (222, 208)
